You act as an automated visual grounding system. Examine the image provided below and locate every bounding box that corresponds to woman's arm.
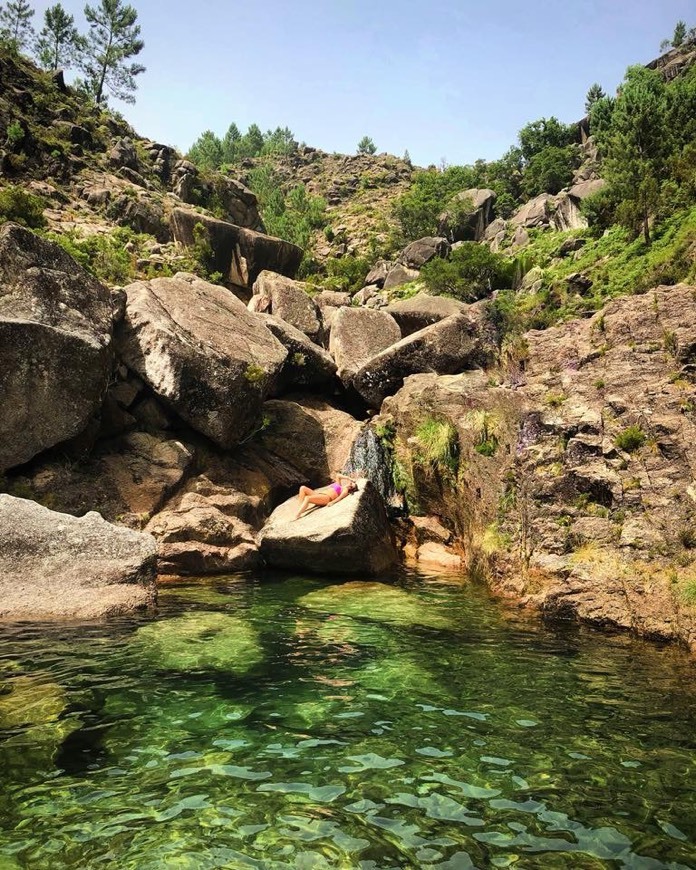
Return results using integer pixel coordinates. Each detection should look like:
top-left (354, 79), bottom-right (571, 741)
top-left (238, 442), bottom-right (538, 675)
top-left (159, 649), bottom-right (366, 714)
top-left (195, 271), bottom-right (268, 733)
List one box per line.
top-left (337, 474), bottom-right (357, 486)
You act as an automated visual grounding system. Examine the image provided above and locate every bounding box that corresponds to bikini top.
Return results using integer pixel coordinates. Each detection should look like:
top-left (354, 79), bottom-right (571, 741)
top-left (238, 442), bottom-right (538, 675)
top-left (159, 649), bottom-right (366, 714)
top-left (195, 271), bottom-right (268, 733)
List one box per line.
top-left (330, 482), bottom-right (342, 495)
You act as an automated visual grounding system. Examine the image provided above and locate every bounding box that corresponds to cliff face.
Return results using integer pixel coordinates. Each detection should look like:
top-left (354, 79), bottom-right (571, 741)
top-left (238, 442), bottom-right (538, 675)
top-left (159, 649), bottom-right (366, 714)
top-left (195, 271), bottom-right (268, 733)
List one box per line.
top-left (379, 283), bottom-right (696, 648)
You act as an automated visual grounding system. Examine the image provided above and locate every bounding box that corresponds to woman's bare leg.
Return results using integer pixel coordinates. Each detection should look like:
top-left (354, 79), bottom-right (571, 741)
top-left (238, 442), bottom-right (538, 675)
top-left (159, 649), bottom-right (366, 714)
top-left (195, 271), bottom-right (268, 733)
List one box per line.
top-left (294, 492), bottom-right (332, 520)
top-left (297, 485), bottom-right (313, 500)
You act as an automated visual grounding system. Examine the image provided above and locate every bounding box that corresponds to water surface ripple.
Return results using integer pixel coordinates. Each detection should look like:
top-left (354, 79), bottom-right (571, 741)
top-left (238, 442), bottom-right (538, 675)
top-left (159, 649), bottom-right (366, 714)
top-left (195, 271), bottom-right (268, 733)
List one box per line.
top-left (0, 570), bottom-right (695, 869)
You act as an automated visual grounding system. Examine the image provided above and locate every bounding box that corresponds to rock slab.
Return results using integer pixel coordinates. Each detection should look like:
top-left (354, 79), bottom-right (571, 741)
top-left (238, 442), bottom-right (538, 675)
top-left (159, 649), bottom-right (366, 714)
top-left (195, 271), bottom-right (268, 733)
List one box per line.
top-left (258, 479), bottom-right (398, 576)
top-left (170, 209), bottom-right (302, 292)
top-left (116, 273), bottom-right (287, 448)
top-left (0, 495), bottom-right (157, 619)
top-left (352, 312), bottom-right (490, 408)
top-left (0, 223), bottom-right (113, 471)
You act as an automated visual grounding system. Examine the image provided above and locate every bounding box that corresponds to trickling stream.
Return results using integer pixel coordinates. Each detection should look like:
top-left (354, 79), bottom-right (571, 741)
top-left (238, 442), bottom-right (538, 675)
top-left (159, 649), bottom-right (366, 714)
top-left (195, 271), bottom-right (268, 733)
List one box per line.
top-left (0, 570), bottom-right (695, 869)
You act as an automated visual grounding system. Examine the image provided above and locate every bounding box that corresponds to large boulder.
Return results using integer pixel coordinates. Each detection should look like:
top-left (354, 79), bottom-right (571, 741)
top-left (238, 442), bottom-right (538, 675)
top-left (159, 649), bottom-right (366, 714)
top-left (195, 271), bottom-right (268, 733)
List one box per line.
top-left (437, 189), bottom-right (497, 241)
top-left (329, 307), bottom-right (402, 386)
top-left (383, 264), bottom-right (420, 291)
top-left (352, 312), bottom-right (491, 408)
top-left (258, 313), bottom-right (337, 391)
top-left (146, 492), bottom-right (260, 576)
top-left (386, 292), bottom-right (466, 336)
top-left (0, 495), bottom-right (157, 619)
top-left (116, 273), bottom-right (287, 448)
top-left (510, 193), bottom-right (554, 228)
top-left (251, 397), bottom-right (362, 486)
top-left (568, 178), bottom-right (606, 200)
top-left (258, 479), bottom-right (397, 576)
top-left (0, 224), bottom-right (113, 471)
top-left (397, 237), bottom-right (450, 269)
top-left (170, 209), bottom-right (303, 293)
top-left (250, 271), bottom-right (323, 343)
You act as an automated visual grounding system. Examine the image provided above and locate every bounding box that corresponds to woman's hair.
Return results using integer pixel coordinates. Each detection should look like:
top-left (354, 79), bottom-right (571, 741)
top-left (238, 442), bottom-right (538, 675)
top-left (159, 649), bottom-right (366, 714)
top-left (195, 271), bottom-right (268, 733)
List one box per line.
top-left (348, 481), bottom-right (358, 493)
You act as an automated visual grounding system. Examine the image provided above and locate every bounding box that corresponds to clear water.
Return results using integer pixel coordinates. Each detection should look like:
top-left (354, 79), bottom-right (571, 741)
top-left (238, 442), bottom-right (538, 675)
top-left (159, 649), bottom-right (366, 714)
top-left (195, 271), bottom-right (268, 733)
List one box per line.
top-left (1, 570), bottom-right (695, 870)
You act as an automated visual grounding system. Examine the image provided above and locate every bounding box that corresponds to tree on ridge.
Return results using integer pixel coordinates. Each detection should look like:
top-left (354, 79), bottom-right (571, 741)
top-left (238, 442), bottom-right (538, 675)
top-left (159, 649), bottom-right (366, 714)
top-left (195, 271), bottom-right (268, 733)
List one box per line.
top-left (357, 136), bottom-right (377, 155)
top-left (35, 3), bottom-right (83, 70)
top-left (0, 0), bottom-right (35, 51)
top-left (81, 0), bottom-right (145, 105)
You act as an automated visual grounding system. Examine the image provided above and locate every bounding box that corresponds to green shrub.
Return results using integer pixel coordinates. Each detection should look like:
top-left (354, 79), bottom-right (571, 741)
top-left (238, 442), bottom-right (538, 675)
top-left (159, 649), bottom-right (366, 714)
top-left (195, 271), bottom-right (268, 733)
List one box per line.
top-left (414, 418), bottom-right (459, 476)
top-left (615, 425), bottom-right (647, 452)
top-left (0, 185), bottom-right (46, 229)
top-left (45, 227), bottom-right (137, 284)
top-left (6, 121), bottom-right (24, 148)
top-left (420, 242), bottom-right (513, 302)
top-left (244, 363), bottom-right (266, 384)
top-left (318, 255), bottom-right (370, 294)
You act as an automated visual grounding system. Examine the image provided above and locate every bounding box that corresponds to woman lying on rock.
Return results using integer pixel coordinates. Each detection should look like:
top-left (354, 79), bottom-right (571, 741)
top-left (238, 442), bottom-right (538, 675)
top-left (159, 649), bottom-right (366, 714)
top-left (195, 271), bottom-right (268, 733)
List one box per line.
top-left (293, 473), bottom-right (358, 520)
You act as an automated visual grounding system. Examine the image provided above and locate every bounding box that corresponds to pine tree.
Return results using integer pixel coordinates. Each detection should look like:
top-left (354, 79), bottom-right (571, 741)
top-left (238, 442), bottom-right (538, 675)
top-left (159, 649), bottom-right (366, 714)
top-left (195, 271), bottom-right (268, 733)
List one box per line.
top-left (595, 66), bottom-right (671, 244)
top-left (585, 83), bottom-right (606, 115)
top-left (35, 3), bottom-right (83, 71)
top-left (357, 136), bottom-right (377, 155)
top-left (81, 0), bottom-right (145, 105)
top-left (661, 20), bottom-right (689, 51)
top-left (187, 130), bottom-right (223, 170)
top-left (221, 122), bottom-right (241, 164)
top-left (0, 0), bottom-right (35, 51)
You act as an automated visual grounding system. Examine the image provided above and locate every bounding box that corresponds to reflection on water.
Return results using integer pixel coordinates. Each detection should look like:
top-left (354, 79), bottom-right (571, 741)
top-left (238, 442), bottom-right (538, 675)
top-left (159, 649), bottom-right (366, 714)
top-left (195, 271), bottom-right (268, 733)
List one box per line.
top-left (0, 570), bottom-right (695, 869)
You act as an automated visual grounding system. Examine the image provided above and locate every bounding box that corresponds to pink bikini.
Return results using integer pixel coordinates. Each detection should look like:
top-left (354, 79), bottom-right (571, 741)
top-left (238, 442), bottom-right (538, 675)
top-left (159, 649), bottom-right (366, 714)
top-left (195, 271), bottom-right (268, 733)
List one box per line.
top-left (330, 483), bottom-right (342, 496)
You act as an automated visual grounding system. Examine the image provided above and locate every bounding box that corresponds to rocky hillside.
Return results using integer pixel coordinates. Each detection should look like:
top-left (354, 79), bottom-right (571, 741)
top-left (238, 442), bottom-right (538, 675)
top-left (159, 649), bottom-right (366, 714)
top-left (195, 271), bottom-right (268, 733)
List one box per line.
top-left (233, 147), bottom-right (413, 262)
top-left (2, 42), bottom-right (696, 652)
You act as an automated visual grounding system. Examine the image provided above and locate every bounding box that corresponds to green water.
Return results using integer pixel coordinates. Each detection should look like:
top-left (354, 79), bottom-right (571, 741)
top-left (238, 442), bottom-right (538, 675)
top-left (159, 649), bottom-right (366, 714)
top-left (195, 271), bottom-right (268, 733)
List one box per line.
top-left (1, 570), bottom-right (695, 869)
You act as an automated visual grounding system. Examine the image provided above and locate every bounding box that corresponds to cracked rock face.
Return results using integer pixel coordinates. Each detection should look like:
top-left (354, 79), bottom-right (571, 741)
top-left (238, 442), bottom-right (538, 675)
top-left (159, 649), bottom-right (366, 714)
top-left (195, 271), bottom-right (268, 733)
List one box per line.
top-left (0, 223), bottom-right (113, 471)
top-left (116, 273), bottom-right (287, 448)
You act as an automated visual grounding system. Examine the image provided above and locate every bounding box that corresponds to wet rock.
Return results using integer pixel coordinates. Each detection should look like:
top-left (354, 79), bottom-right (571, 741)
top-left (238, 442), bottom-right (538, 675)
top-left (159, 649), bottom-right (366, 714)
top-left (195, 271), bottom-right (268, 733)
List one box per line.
top-left (116, 273), bottom-right (287, 448)
top-left (0, 495), bottom-right (157, 619)
top-left (0, 223), bottom-right (113, 472)
top-left (258, 479), bottom-right (398, 576)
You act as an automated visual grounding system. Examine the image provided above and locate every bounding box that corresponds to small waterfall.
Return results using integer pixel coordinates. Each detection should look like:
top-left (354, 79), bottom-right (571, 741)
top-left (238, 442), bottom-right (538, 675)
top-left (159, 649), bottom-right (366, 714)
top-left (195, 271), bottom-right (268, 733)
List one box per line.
top-left (343, 425), bottom-right (404, 515)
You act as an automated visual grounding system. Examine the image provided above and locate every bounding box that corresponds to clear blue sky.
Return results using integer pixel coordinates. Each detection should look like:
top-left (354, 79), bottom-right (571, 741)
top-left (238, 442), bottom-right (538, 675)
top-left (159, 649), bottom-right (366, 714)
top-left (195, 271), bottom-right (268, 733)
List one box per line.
top-left (30, 0), bottom-right (694, 166)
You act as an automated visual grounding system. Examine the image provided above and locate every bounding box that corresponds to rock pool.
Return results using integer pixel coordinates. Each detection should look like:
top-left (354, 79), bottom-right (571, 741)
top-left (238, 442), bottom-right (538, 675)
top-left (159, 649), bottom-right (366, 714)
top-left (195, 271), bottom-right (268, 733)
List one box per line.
top-left (0, 570), bottom-right (694, 868)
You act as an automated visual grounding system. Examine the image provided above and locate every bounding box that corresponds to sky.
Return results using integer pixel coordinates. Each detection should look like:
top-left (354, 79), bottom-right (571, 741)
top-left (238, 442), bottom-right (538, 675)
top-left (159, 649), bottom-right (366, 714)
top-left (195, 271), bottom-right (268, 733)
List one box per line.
top-left (27, 0), bottom-right (696, 166)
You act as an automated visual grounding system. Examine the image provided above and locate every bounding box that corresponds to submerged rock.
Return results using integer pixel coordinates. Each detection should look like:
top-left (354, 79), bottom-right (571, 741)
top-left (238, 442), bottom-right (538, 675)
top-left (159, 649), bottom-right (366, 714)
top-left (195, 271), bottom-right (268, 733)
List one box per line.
top-left (0, 495), bottom-right (157, 619)
top-left (0, 223), bottom-right (113, 471)
top-left (133, 612), bottom-right (263, 675)
top-left (0, 675), bottom-right (66, 729)
top-left (258, 479), bottom-right (397, 576)
top-left (298, 581), bottom-right (451, 629)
